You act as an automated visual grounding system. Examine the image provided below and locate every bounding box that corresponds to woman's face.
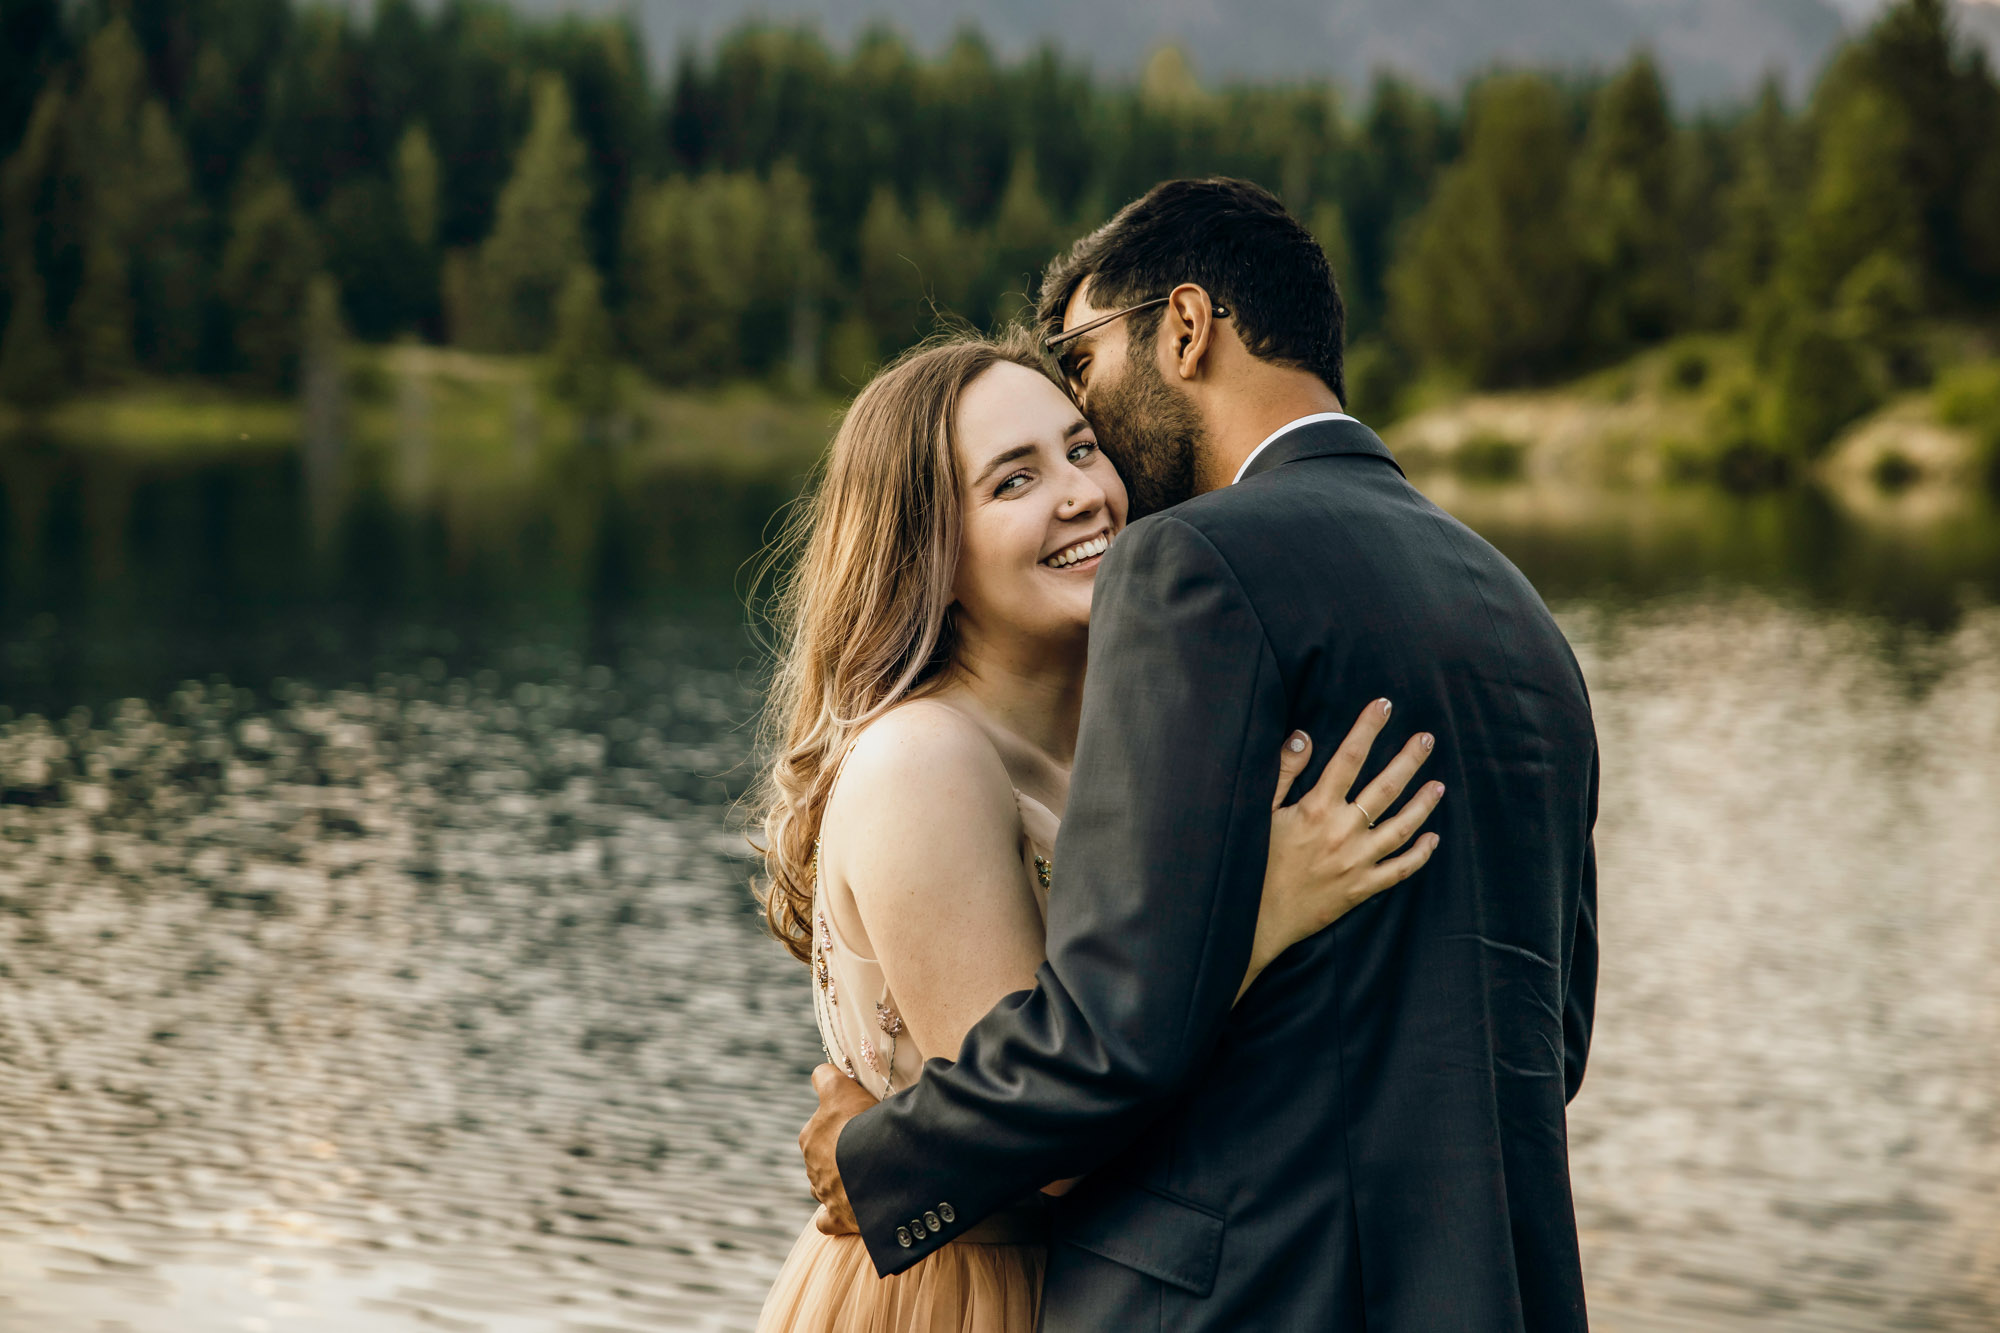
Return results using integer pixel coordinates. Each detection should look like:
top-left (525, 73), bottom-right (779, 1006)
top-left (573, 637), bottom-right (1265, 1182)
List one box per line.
top-left (950, 361), bottom-right (1129, 644)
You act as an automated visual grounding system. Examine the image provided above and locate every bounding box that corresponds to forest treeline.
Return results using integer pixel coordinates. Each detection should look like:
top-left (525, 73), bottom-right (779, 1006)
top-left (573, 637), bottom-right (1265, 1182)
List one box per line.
top-left (2, 0), bottom-right (1998, 462)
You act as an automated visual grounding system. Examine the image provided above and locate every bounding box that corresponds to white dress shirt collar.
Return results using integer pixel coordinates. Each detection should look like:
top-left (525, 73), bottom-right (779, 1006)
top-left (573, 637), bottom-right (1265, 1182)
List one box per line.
top-left (1230, 411), bottom-right (1359, 485)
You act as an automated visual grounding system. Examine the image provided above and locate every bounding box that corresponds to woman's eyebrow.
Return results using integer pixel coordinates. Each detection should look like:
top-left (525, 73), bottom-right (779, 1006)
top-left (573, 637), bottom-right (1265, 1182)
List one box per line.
top-left (1063, 420), bottom-right (1092, 441)
top-left (972, 444), bottom-right (1037, 486)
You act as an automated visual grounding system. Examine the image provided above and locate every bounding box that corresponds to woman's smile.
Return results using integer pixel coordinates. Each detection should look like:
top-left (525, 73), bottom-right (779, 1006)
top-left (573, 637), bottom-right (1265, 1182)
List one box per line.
top-left (1042, 530), bottom-right (1112, 571)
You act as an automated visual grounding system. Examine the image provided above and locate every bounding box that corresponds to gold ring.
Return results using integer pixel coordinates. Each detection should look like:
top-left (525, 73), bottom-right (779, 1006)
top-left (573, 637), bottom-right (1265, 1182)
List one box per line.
top-left (1353, 800), bottom-right (1376, 826)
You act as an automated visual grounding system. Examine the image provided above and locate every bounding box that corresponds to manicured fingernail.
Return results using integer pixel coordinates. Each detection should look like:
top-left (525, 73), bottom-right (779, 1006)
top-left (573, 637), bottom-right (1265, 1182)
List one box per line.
top-left (1421, 733), bottom-right (1434, 751)
top-left (1378, 698), bottom-right (1392, 717)
top-left (1286, 732), bottom-right (1307, 753)
top-left (1431, 782), bottom-right (1446, 797)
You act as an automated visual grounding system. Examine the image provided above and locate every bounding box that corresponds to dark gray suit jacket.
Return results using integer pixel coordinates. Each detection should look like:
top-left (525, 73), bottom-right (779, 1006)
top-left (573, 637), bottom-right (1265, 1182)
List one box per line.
top-left (837, 419), bottom-right (1598, 1331)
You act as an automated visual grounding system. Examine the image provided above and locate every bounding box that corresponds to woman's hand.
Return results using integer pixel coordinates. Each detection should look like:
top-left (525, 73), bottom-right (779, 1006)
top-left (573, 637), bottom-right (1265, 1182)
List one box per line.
top-left (1239, 698), bottom-right (1444, 1000)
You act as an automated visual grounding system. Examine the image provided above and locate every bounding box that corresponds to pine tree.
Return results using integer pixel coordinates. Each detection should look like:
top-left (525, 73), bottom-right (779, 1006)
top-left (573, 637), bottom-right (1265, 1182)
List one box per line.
top-left (385, 122), bottom-right (443, 337)
top-left (856, 185), bottom-right (973, 359)
top-left (1, 19), bottom-right (201, 385)
top-left (474, 74), bottom-right (593, 352)
top-left (1795, 0), bottom-right (2000, 305)
top-left (621, 165), bottom-right (824, 384)
top-left (763, 162), bottom-right (823, 389)
top-left (0, 274), bottom-right (63, 408)
top-left (61, 19), bottom-right (156, 381)
top-left (397, 123), bottom-right (440, 251)
top-left (68, 239), bottom-right (135, 381)
top-left (0, 83), bottom-right (66, 403)
top-left (1387, 74), bottom-right (1585, 386)
top-left (1347, 74), bottom-right (1454, 341)
top-left (0, 0), bottom-right (63, 166)
top-left (1703, 80), bottom-right (1801, 327)
top-left (324, 177), bottom-right (411, 339)
top-left (545, 264), bottom-right (617, 416)
top-left (983, 152), bottom-right (1062, 326)
top-left (1847, 0), bottom-right (1966, 286)
top-left (130, 101), bottom-right (202, 372)
top-left (1783, 82), bottom-right (1924, 311)
top-left (1309, 201), bottom-right (1358, 326)
top-left (1571, 54), bottom-right (1684, 348)
top-left (622, 172), bottom-right (758, 382)
top-left (219, 171), bottom-right (322, 390)
top-left (1139, 45), bottom-right (1204, 114)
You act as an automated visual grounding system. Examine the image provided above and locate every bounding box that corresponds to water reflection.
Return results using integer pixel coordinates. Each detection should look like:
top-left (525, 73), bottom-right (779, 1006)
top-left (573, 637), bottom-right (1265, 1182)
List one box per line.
top-left (1564, 597), bottom-right (2000, 1331)
top-left (0, 439), bottom-right (1995, 1330)
top-left (0, 438), bottom-right (796, 714)
top-left (1424, 473), bottom-right (2000, 628)
top-left (3, 441), bottom-right (1999, 717)
top-left (0, 641), bottom-right (823, 1332)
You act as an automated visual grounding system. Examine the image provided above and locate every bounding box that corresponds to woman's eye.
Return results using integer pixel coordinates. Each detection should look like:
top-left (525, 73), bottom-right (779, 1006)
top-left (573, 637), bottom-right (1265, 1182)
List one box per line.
top-left (1067, 441), bottom-right (1098, 465)
top-left (996, 472), bottom-right (1031, 496)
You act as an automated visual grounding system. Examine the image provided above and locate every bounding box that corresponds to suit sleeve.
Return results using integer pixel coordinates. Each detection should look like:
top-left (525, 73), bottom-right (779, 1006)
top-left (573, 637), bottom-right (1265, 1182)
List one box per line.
top-left (1563, 741), bottom-right (1599, 1104)
top-left (835, 513), bottom-right (1288, 1275)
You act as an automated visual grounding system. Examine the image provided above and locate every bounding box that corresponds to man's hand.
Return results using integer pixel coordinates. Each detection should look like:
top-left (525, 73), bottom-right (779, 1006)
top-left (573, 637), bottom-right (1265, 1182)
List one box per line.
top-left (801, 1064), bottom-right (876, 1235)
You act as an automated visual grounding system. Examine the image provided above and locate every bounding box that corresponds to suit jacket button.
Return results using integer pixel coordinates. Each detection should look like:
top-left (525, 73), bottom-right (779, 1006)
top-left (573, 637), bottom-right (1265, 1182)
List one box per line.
top-left (896, 1226), bottom-right (912, 1248)
top-left (938, 1202), bottom-right (955, 1224)
top-left (910, 1219), bottom-right (927, 1239)
top-left (923, 1210), bottom-right (941, 1231)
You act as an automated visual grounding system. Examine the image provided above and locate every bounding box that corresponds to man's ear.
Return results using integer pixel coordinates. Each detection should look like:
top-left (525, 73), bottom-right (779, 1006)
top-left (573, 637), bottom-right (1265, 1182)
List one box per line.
top-left (1164, 283), bottom-right (1217, 382)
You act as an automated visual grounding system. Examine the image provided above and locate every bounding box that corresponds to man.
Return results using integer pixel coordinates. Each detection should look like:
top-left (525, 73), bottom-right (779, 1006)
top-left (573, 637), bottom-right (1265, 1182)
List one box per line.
top-left (800, 177), bottom-right (1599, 1330)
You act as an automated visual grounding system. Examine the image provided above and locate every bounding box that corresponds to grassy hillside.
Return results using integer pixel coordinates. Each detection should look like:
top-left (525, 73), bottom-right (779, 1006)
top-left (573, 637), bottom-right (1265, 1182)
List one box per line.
top-left (1385, 329), bottom-right (2000, 505)
top-left (7, 336), bottom-right (1996, 519)
top-left (0, 344), bottom-right (844, 483)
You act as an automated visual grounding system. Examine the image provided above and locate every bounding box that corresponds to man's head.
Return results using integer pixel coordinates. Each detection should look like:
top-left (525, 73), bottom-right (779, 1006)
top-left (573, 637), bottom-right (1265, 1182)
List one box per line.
top-left (1038, 178), bottom-right (1346, 516)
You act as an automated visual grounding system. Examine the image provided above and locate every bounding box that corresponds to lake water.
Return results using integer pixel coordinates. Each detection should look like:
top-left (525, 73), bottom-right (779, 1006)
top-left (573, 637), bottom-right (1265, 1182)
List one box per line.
top-left (0, 439), bottom-right (1995, 1331)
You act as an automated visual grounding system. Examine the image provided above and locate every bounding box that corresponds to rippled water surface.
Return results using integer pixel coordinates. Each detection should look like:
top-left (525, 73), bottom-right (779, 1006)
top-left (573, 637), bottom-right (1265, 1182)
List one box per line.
top-left (0, 448), bottom-right (1995, 1331)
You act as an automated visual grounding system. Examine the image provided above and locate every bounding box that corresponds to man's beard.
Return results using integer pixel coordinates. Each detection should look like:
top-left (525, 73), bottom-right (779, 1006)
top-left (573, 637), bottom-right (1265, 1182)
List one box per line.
top-left (1089, 351), bottom-right (1207, 520)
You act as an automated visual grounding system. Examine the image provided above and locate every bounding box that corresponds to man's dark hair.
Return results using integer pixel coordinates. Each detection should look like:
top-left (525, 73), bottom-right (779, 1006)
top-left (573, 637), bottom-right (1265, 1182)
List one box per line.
top-left (1038, 177), bottom-right (1346, 403)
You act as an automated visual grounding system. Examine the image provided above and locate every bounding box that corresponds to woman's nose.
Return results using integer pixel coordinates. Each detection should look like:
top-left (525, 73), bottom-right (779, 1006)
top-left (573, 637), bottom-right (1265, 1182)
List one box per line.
top-left (1059, 471), bottom-right (1107, 518)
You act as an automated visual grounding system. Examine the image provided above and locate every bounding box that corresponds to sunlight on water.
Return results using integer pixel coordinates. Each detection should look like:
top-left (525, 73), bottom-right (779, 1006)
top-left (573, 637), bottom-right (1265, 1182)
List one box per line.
top-left (0, 649), bottom-right (824, 1331)
top-left (1566, 597), bottom-right (2000, 1331)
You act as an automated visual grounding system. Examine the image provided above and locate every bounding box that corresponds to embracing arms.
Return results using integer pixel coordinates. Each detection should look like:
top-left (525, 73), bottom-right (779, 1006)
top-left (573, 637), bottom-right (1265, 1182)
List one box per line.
top-left (823, 697), bottom-right (1443, 1079)
top-left (818, 514), bottom-right (1436, 1274)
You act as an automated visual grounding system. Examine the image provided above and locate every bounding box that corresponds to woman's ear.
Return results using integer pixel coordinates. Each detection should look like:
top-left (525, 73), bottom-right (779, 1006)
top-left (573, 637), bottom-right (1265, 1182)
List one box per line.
top-left (1165, 283), bottom-right (1216, 381)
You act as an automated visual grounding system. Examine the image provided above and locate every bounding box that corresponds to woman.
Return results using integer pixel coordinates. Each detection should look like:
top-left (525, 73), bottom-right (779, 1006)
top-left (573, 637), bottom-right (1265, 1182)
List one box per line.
top-left (751, 330), bottom-right (1444, 1332)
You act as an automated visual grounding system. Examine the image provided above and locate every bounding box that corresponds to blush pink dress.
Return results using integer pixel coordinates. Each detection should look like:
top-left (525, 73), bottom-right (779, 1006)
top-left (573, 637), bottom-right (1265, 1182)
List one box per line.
top-left (756, 789), bottom-right (1059, 1333)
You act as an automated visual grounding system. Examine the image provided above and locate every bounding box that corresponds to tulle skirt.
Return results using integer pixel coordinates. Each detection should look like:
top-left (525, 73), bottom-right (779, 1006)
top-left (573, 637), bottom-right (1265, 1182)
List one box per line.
top-left (756, 1219), bottom-right (1045, 1333)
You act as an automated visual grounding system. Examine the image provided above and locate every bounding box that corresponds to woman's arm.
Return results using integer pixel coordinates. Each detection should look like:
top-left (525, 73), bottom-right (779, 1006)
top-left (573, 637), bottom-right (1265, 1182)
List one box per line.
top-left (821, 701), bottom-right (1048, 1067)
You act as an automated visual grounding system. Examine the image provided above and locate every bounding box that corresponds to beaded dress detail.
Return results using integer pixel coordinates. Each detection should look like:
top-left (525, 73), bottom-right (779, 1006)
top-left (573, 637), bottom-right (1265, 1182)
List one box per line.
top-left (806, 789), bottom-right (1055, 1101)
top-left (761, 784), bottom-right (1059, 1333)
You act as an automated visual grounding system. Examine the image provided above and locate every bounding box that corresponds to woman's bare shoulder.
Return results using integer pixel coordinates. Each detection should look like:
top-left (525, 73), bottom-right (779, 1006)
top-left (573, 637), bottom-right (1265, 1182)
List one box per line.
top-left (832, 699), bottom-right (1012, 812)
top-left (824, 699), bottom-right (1019, 857)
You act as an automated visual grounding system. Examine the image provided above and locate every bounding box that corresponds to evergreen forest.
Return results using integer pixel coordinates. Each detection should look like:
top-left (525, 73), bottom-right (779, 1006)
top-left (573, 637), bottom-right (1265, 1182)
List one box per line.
top-left (4, 0), bottom-right (1999, 467)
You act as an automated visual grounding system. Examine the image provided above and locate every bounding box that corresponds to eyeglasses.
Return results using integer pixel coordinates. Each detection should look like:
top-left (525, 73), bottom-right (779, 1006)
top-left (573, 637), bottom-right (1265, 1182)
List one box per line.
top-left (1043, 296), bottom-right (1230, 351)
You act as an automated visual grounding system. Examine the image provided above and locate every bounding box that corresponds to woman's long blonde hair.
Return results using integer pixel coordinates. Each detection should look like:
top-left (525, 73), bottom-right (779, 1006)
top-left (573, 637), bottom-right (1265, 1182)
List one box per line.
top-left (751, 328), bottom-right (1055, 964)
